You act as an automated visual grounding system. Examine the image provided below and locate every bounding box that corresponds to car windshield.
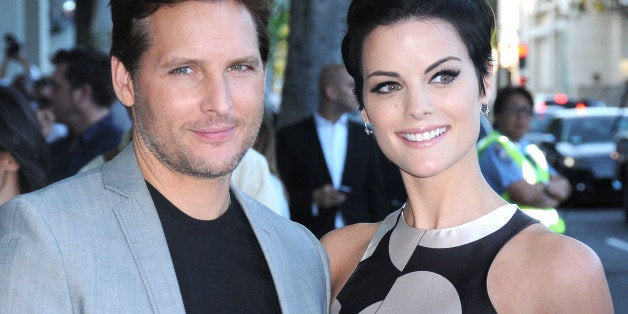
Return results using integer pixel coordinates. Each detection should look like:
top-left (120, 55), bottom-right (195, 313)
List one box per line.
top-left (531, 113), bottom-right (553, 132)
top-left (562, 115), bottom-right (627, 144)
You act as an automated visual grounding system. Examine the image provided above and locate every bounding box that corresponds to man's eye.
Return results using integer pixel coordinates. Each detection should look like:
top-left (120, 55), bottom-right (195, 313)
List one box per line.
top-left (228, 64), bottom-right (251, 72)
top-left (172, 67), bottom-right (193, 75)
top-left (370, 82), bottom-right (402, 94)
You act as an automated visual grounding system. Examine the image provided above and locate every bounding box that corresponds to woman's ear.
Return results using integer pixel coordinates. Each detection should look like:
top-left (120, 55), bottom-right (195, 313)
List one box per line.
top-left (111, 56), bottom-right (135, 108)
top-left (481, 64), bottom-right (494, 105)
top-left (361, 108), bottom-right (371, 125)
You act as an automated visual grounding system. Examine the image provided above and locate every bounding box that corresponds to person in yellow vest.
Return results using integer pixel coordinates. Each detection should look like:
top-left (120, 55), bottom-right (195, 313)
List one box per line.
top-left (478, 86), bottom-right (571, 233)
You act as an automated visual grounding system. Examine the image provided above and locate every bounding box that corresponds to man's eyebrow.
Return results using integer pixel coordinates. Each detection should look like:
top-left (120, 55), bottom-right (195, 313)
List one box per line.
top-left (160, 58), bottom-right (204, 68)
top-left (230, 56), bottom-right (261, 64)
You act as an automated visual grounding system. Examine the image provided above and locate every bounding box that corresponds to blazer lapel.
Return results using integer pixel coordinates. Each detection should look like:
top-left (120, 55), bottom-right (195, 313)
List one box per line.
top-left (341, 122), bottom-right (360, 187)
top-left (102, 145), bottom-right (185, 313)
top-left (305, 117), bottom-right (333, 184)
top-left (232, 188), bottom-right (296, 312)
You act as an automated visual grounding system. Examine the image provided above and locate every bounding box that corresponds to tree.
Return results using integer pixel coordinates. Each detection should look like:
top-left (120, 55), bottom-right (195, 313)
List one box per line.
top-left (276, 0), bottom-right (351, 129)
top-left (75, 0), bottom-right (95, 47)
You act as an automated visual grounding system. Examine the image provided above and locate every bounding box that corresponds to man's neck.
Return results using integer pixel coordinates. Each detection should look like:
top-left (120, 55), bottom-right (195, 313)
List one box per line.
top-left (134, 142), bottom-right (232, 221)
top-left (70, 105), bottom-right (110, 135)
top-left (317, 104), bottom-right (346, 123)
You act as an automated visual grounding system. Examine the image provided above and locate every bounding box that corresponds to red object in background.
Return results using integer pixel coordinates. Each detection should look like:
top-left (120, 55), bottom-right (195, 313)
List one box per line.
top-left (518, 42), bottom-right (528, 68)
top-left (554, 93), bottom-right (569, 105)
top-left (575, 102), bottom-right (587, 110)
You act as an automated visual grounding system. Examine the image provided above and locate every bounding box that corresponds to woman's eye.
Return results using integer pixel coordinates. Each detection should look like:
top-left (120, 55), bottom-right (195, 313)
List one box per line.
top-left (430, 69), bottom-right (460, 85)
top-left (172, 67), bottom-right (193, 75)
top-left (370, 81), bottom-right (402, 94)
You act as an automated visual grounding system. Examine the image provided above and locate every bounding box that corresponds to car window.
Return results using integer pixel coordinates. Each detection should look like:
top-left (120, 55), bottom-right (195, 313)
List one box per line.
top-left (564, 116), bottom-right (619, 144)
top-left (546, 119), bottom-right (561, 140)
top-left (530, 114), bottom-right (551, 132)
top-left (617, 116), bottom-right (628, 133)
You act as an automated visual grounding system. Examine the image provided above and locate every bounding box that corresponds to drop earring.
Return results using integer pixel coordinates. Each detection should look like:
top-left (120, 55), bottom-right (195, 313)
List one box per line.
top-left (480, 103), bottom-right (490, 116)
top-left (364, 122), bottom-right (374, 135)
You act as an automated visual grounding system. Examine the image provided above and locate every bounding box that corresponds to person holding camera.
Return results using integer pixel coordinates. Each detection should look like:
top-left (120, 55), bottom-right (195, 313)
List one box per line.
top-left (0, 34), bottom-right (41, 89)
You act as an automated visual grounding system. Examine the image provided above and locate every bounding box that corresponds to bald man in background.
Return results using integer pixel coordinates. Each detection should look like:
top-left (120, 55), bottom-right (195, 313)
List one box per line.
top-left (277, 64), bottom-right (389, 238)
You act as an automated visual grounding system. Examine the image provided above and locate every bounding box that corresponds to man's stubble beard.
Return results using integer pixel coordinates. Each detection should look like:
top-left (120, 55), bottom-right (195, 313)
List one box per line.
top-left (132, 90), bottom-right (262, 180)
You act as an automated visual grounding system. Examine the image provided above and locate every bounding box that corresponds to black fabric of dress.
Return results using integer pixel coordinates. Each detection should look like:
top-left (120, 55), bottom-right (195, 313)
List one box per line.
top-left (335, 208), bottom-right (537, 313)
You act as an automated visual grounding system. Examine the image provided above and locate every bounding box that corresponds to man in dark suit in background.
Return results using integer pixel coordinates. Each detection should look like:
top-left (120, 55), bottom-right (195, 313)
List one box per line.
top-left (277, 63), bottom-right (389, 238)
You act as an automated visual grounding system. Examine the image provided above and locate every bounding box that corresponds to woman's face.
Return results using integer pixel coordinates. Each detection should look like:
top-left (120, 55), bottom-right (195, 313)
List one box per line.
top-left (361, 19), bottom-right (490, 179)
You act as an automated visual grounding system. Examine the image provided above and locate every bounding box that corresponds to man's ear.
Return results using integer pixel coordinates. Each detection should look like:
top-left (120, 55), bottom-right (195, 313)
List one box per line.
top-left (111, 56), bottom-right (135, 108)
top-left (324, 85), bottom-right (337, 102)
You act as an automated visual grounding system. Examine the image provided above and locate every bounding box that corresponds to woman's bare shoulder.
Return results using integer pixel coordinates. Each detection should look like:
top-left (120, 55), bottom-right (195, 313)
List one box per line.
top-left (489, 224), bottom-right (613, 313)
top-left (321, 222), bottom-right (381, 252)
top-left (321, 222), bottom-right (381, 300)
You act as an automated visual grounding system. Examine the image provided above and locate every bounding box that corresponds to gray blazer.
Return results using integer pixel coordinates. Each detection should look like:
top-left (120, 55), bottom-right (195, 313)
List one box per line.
top-left (0, 145), bottom-right (330, 313)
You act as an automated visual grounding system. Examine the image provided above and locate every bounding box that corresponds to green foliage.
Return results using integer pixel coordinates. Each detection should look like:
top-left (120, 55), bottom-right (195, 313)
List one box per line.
top-left (574, 0), bottom-right (626, 12)
top-left (268, 0), bottom-right (290, 94)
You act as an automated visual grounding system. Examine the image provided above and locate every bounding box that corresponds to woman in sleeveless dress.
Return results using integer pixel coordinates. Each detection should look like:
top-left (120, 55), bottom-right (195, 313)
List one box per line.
top-left (321, 0), bottom-right (613, 312)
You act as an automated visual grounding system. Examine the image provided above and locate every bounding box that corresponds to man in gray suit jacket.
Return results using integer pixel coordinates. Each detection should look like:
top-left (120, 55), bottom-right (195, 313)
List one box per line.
top-left (0, 0), bottom-right (330, 313)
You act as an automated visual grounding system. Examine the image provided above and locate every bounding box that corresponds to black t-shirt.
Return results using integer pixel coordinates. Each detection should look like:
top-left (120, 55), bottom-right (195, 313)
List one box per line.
top-left (148, 183), bottom-right (281, 313)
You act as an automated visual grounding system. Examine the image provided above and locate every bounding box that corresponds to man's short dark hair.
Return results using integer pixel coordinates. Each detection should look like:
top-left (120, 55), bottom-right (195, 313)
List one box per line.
top-left (109, 0), bottom-right (271, 78)
top-left (52, 46), bottom-right (115, 108)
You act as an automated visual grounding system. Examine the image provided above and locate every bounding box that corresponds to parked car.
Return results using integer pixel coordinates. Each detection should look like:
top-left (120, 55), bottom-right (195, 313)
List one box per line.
top-left (538, 107), bottom-right (628, 206)
top-left (612, 128), bottom-right (628, 222)
top-left (522, 105), bottom-right (564, 145)
top-left (523, 94), bottom-right (606, 145)
top-left (533, 93), bottom-right (606, 113)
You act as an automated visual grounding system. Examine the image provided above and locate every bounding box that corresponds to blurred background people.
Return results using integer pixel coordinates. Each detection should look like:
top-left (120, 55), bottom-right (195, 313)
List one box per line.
top-left (252, 109), bottom-right (290, 218)
top-left (0, 35), bottom-right (69, 144)
top-left (232, 109), bottom-right (290, 218)
top-left (277, 63), bottom-right (388, 238)
top-left (32, 77), bottom-right (69, 143)
top-left (478, 86), bottom-right (571, 233)
top-left (46, 46), bottom-right (125, 182)
top-left (231, 147), bottom-right (289, 218)
top-left (0, 34), bottom-right (41, 88)
top-left (0, 85), bottom-right (48, 205)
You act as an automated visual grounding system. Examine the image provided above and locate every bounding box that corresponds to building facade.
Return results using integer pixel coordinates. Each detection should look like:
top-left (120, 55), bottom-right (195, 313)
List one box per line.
top-left (498, 0), bottom-right (627, 106)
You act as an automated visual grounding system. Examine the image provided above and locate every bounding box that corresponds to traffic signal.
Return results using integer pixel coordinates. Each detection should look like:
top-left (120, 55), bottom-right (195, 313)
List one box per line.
top-left (518, 42), bottom-right (528, 69)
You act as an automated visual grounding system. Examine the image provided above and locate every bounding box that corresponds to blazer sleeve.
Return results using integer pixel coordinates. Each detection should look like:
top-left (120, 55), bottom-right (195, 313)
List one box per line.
top-left (292, 222), bottom-right (331, 313)
top-left (0, 197), bottom-right (73, 312)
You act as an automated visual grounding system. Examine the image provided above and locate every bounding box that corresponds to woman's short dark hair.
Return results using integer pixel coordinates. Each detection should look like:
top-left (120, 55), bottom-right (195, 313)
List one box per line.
top-left (0, 86), bottom-right (49, 193)
top-left (109, 0), bottom-right (271, 77)
top-left (342, 0), bottom-right (495, 109)
top-left (492, 86), bottom-right (534, 115)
